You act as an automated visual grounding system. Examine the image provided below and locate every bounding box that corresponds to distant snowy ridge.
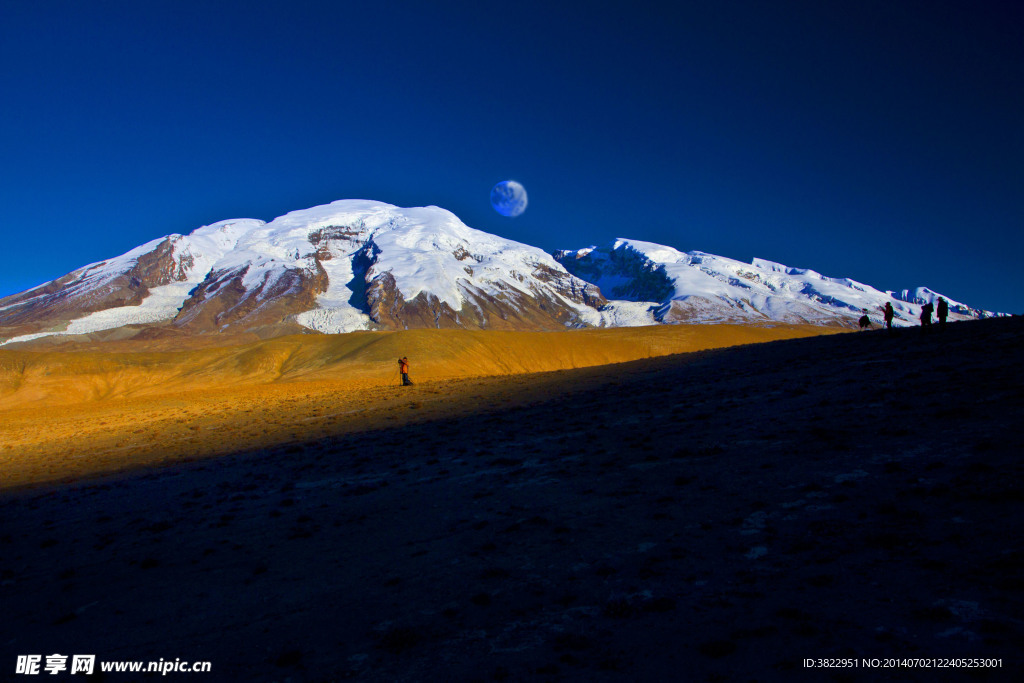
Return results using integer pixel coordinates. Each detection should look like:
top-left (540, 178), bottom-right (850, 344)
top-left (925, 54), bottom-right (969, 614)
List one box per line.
top-left (554, 239), bottom-right (1001, 328)
top-left (0, 200), bottom-right (1001, 346)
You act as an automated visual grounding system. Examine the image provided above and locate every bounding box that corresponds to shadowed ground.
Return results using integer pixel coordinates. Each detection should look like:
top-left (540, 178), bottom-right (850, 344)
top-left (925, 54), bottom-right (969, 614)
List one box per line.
top-left (1, 318), bottom-right (1021, 681)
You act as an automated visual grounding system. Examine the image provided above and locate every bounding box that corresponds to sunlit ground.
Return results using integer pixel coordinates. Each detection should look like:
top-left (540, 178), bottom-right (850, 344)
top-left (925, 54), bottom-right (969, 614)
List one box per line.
top-left (0, 324), bottom-right (836, 490)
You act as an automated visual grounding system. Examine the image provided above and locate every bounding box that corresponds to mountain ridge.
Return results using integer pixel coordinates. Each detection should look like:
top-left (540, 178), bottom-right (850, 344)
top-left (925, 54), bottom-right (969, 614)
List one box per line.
top-left (0, 199), bottom-right (1001, 346)
top-left (554, 239), bottom-right (997, 328)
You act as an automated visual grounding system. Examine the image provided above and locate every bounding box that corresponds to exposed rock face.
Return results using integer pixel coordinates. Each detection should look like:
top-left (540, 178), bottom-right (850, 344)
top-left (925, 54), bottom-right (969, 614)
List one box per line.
top-left (308, 225), bottom-right (366, 262)
top-left (174, 262), bottom-right (328, 332)
top-left (555, 246), bottom-right (673, 303)
top-left (0, 236), bottom-right (185, 334)
top-left (530, 264), bottom-right (607, 310)
top-left (362, 254), bottom-right (606, 331)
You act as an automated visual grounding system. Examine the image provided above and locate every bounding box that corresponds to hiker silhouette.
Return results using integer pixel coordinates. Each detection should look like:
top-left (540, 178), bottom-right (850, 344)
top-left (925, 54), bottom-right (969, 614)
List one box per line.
top-left (920, 302), bottom-right (934, 331)
top-left (398, 356), bottom-right (414, 386)
top-left (937, 297), bottom-right (949, 329)
top-left (884, 302), bottom-right (895, 332)
top-left (858, 309), bottom-right (871, 330)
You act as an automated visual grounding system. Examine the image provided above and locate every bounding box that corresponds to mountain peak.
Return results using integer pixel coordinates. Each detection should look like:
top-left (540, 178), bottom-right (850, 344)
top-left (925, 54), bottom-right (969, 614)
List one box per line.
top-left (0, 200), bottom-right (604, 345)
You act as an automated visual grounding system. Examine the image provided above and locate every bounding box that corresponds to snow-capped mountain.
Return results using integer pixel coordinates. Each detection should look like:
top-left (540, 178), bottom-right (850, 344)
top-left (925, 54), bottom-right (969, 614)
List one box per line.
top-left (554, 239), bottom-right (997, 328)
top-left (0, 201), bottom-right (605, 345)
top-left (0, 200), bottom-right (999, 346)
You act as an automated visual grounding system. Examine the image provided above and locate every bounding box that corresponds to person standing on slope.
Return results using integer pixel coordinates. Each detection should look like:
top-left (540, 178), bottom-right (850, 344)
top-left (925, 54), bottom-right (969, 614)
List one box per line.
top-left (937, 297), bottom-right (949, 330)
top-left (398, 356), bottom-right (414, 386)
top-left (920, 302), bottom-right (934, 331)
top-left (883, 302), bottom-right (895, 332)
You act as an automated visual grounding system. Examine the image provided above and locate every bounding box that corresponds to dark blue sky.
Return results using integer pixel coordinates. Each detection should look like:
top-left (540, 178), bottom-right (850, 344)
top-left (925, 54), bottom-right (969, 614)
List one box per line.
top-left (2, 0), bottom-right (1021, 313)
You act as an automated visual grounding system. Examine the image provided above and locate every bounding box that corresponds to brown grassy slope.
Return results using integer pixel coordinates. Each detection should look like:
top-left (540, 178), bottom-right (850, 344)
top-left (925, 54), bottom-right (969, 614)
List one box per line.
top-left (0, 324), bottom-right (836, 489)
top-left (0, 317), bottom-right (1020, 681)
top-left (0, 324), bottom-right (834, 406)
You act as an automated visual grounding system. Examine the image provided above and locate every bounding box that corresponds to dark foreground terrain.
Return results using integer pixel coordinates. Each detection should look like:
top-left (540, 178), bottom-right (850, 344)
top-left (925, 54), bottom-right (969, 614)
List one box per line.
top-left (2, 318), bottom-right (1022, 681)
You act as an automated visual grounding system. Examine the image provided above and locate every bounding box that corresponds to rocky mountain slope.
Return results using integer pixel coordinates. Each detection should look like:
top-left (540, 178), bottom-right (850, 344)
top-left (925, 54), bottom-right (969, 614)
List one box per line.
top-left (0, 200), bottom-right (999, 346)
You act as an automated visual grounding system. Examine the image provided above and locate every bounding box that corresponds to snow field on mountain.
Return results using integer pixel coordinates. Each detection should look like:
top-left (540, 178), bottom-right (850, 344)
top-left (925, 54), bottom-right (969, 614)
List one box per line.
top-left (66, 283), bottom-right (199, 332)
top-left (590, 301), bottom-right (659, 327)
top-left (593, 240), bottom-right (983, 326)
top-left (294, 244), bottom-right (372, 335)
top-left (294, 304), bottom-right (372, 335)
top-left (615, 240), bottom-right (875, 314)
top-left (368, 205), bottom-right (573, 309)
top-left (0, 283), bottom-right (199, 346)
top-left (286, 201), bottom-right (602, 327)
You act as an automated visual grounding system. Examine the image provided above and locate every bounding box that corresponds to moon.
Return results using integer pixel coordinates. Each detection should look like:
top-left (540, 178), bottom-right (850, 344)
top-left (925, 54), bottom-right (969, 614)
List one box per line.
top-left (490, 180), bottom-right (528, 217)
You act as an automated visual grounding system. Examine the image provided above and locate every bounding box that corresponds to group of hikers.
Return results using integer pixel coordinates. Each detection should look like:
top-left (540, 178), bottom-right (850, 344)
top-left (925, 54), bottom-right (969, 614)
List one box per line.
top-left (858, 297), bottom-right (950, 332)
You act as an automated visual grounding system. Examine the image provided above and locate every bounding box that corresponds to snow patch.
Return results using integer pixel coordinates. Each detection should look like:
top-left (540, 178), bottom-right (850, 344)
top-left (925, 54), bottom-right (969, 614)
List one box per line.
top-left (0, 282), bottom-right (196, 346)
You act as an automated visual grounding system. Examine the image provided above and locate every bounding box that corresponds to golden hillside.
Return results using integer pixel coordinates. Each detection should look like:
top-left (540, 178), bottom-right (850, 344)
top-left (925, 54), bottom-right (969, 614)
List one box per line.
top-left (0, 324), bottom-right (837, 408)
top-left (0, 324), bottom-right (840, 489)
